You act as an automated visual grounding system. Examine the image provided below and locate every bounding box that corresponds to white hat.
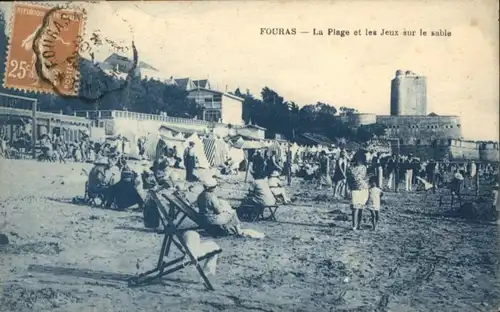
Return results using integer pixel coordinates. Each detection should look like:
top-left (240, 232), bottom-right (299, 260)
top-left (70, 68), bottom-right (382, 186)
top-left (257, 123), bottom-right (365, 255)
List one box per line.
top-left (270, 171), bottom-right (280, 177)
top-left (203, 177), bottom-right (218, 189)
top-left (94, 156), bottom-right (109, 165)
top-left (454, 172), bottom-right (464, 181)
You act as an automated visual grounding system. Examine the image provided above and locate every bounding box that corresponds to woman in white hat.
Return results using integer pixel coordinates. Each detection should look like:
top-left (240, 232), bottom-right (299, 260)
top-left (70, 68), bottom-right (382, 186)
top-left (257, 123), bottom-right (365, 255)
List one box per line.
top-left (196, 176), bottom-right (242, 236)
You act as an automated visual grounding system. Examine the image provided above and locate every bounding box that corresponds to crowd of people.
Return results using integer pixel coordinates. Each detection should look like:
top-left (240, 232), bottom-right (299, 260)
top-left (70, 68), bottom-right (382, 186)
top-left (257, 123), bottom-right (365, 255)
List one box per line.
top-left (244, 144), bottom-right (498, 230)
top-left (4, 125), bottom-right (494, 235)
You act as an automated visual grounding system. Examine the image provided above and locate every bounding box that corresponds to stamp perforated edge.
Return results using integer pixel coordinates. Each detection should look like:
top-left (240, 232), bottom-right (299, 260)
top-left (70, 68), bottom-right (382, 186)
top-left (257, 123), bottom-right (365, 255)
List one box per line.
top-left (3, 1), bottom-right (88, 96)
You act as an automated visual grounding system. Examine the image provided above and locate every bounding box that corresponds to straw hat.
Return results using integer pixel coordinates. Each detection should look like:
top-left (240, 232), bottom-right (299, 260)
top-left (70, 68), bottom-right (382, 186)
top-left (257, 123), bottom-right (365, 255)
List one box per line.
top-left (203, 177), bottom-right (218, 189)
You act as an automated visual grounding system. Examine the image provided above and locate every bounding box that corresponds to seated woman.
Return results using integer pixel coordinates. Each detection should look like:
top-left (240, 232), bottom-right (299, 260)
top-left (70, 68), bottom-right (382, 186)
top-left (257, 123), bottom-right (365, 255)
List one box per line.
top-left (196, 177), bottom-right (242, 236)
top-left (239, 176), bottom-right (277, 219)
top-left (105, 164), bottom-right (144, 211)
top-left (152, 158), bottom-right (176, 188)
top-left (267, 171), bottom-right (291, 204)
top-left (86, 156), bottom-right (112, 202)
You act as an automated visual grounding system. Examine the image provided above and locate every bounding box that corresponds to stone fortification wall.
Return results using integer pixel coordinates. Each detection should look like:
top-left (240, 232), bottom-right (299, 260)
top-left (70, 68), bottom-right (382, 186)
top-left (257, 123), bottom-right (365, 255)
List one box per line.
top-left (376, 115), bottom-right (462, 144)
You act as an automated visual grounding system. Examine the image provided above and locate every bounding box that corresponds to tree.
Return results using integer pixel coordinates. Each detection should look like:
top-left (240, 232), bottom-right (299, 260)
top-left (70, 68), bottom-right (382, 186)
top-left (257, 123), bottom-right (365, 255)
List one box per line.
top-left (339, 106), bottom-right (358, 116)
top-left (356, 124), bottom-right (387, 142)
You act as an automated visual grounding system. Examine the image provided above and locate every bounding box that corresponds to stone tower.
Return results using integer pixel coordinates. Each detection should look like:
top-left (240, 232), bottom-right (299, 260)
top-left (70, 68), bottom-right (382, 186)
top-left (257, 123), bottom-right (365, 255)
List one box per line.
top-left (390, 70), bottom-right (427, 116)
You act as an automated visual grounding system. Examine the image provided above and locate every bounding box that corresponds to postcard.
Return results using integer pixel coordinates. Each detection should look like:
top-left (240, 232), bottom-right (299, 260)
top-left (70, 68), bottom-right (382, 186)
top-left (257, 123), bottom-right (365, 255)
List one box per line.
top-left (0, 1), bottom-right (498, 311)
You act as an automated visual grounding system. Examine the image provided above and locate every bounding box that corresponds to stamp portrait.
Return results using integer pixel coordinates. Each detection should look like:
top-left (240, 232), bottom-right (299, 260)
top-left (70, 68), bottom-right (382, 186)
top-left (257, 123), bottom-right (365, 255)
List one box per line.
top-left (3, 3), bottom-right (85, 96)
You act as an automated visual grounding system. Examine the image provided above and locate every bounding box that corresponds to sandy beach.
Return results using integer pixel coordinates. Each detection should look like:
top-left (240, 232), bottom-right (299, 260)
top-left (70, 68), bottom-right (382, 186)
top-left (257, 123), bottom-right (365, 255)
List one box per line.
top-left (1, 158), bottom-right (499, 312)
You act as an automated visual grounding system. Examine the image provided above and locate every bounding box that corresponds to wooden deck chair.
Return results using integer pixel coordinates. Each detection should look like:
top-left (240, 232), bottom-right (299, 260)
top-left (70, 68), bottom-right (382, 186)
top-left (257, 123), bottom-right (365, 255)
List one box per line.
top-left (129, 189), bottom-right (222, 290)
top-left (163, 191), bottom-right (227, 237)
top-left (237, 203), bottom-right (280, 222)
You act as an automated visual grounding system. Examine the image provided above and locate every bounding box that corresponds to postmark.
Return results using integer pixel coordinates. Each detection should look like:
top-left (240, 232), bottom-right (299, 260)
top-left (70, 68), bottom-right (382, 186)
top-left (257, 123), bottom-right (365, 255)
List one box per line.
top-left (3, 3), bottom-right (85, 96)
top-left (35, 5), bottom-right (138, 103)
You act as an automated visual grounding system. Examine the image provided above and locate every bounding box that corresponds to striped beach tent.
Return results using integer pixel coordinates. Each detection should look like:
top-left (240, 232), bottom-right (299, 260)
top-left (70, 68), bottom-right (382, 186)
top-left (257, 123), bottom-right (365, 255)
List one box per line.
top-left (203, 136), bottom-right (229, 167)
top-left (267, 140), bottom-right (285, 160)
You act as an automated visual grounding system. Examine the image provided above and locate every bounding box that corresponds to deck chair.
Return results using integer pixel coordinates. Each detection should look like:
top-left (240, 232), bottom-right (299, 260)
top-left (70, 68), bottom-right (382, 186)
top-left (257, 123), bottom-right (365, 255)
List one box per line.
top-left (164, 191), bottom-right (228, 237)
top-left (237, 202), bottom-right (280, 222)
top-left (129, 189), bottom-right (222, 290)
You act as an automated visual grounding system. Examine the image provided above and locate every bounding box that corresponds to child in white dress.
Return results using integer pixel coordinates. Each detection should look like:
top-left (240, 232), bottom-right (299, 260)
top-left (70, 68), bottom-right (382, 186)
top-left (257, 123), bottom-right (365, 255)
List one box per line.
top-left (366, 177), bottom-right (383, 230)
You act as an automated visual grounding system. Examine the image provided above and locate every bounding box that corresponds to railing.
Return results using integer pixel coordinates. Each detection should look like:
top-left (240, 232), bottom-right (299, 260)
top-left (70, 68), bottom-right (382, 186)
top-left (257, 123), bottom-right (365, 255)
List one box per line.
top-left (72, 110), bottom-right (217, 127)
top-left (0, 107), bottom-right (91, 126)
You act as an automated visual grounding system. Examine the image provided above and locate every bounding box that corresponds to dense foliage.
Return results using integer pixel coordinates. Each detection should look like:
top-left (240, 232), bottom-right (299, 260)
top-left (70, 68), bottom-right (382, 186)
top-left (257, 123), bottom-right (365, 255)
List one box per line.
top-left (0, 10), bottom-right (385, 143)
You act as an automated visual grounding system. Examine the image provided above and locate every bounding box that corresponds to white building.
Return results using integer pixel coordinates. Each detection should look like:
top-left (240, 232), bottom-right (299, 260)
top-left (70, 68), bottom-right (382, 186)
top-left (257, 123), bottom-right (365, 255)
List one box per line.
top-left (187, 88), bottom-right (244, 126)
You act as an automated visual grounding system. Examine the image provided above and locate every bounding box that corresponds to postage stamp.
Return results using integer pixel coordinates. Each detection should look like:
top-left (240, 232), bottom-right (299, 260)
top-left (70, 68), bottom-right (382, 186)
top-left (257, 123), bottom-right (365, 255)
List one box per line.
top-left (3, 3), bottom-right (85, 96)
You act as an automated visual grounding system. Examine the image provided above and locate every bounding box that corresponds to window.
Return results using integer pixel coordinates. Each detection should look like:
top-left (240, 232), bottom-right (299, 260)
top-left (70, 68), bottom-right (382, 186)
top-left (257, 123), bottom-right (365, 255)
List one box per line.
top-left (204, 109), bottom-right (221, 122)
top-left (213, 94), bottom-right (222, 102)
top-left (204, 97), bottom-right (212, 103)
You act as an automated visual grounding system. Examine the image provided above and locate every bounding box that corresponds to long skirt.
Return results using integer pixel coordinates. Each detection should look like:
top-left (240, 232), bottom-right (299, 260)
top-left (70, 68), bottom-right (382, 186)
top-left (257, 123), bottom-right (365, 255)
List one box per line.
top-left (319, 173), bottom-right (332, 187)
top-left (204, 212), bottom-right (241, 236)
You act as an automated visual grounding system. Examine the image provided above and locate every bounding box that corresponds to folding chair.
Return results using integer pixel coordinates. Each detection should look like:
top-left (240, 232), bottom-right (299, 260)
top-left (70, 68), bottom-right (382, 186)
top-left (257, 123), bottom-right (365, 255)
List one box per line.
top-left (128, 189), bottom-right (222, 290)
top-left (164, 191), bottom-right (227, 237)
top-left (237, 203), bottom-right (280, 222)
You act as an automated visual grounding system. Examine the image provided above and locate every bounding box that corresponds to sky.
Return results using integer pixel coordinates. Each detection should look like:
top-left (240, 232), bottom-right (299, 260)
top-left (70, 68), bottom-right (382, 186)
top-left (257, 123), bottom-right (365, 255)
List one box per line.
top-left (1, 1), bottom-right (498, 141)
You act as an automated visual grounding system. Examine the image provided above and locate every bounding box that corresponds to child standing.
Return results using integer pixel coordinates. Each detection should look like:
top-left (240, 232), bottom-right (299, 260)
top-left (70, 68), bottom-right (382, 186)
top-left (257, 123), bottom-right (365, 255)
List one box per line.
top-left (366, 176), bottom-right (383, 230)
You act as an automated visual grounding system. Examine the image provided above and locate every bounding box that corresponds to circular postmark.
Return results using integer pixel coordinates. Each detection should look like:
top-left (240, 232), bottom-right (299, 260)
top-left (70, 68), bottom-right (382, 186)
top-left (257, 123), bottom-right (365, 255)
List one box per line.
top-left (33, 4), bottom-right (138, 103)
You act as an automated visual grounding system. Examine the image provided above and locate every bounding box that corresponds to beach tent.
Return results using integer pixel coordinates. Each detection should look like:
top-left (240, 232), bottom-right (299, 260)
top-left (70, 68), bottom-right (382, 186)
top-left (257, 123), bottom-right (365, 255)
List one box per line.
top-left (184, 133), bottom-right (210, 169)
top-left (227, 146), bottom-right (245, 170)
top-left (203, 135), bottom-right (230, 167)
top-left (266, 140), bottom-right (286, 161)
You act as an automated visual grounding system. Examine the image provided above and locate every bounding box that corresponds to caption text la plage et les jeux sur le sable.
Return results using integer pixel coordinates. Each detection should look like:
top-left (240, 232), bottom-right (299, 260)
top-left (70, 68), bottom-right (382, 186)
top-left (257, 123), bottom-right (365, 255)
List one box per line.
top-left (260, 28), bottom-right (452, 37)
